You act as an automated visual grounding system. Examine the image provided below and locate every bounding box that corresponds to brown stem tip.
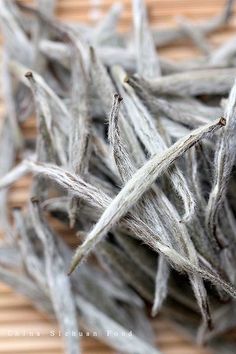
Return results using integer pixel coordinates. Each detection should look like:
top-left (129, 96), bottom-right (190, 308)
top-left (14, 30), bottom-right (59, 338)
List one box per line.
top-left (25, 71), bottom-right (33, 79)
top-left (31, 196), bottom-right (40, 204)
top-left (114, 93), bottom-right (123, 102)
top-left (219, 117), bottom-right (226, 126)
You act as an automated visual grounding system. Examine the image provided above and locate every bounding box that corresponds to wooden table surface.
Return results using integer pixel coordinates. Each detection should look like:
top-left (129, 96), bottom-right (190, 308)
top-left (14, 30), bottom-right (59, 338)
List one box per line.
top-left (1, 0), bottom-right (236, 353)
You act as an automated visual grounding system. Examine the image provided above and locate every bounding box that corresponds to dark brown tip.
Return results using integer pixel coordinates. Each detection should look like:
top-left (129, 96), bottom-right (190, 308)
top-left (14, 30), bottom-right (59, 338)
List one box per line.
top-left (219, 117), bottom-right (226, 126)
top-left (25, 71), bottom-right (33, 79)
top-left (31, 196), bottom-right (39, 204)
top-left (114, 93), bottom-right (123, 102)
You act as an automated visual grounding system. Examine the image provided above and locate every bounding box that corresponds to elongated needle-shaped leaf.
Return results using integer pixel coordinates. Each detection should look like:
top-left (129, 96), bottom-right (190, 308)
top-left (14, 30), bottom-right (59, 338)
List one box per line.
top-left (30, 200), bottom-right (81, 354)
top-left (69, 117), bottom-right (226, 273)
top-left (206, 80), bottom-right (236, 239)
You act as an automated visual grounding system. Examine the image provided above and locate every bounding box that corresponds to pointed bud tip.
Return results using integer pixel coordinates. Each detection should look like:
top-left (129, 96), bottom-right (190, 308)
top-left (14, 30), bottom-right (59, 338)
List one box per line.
top-left (67, 262), bottom-right (77, 276)
top-left (123, 75), bottom-right (129, 84)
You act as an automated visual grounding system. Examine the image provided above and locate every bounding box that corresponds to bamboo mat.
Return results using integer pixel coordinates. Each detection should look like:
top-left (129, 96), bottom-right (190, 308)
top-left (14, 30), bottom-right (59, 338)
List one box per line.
top-left (1, 0), bottom-right (236, 353)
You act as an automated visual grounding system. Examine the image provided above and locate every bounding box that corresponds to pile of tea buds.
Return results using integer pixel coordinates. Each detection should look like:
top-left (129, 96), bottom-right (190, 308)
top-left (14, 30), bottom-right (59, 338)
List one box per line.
top-left (1, 0), bottom-right (236, 353)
